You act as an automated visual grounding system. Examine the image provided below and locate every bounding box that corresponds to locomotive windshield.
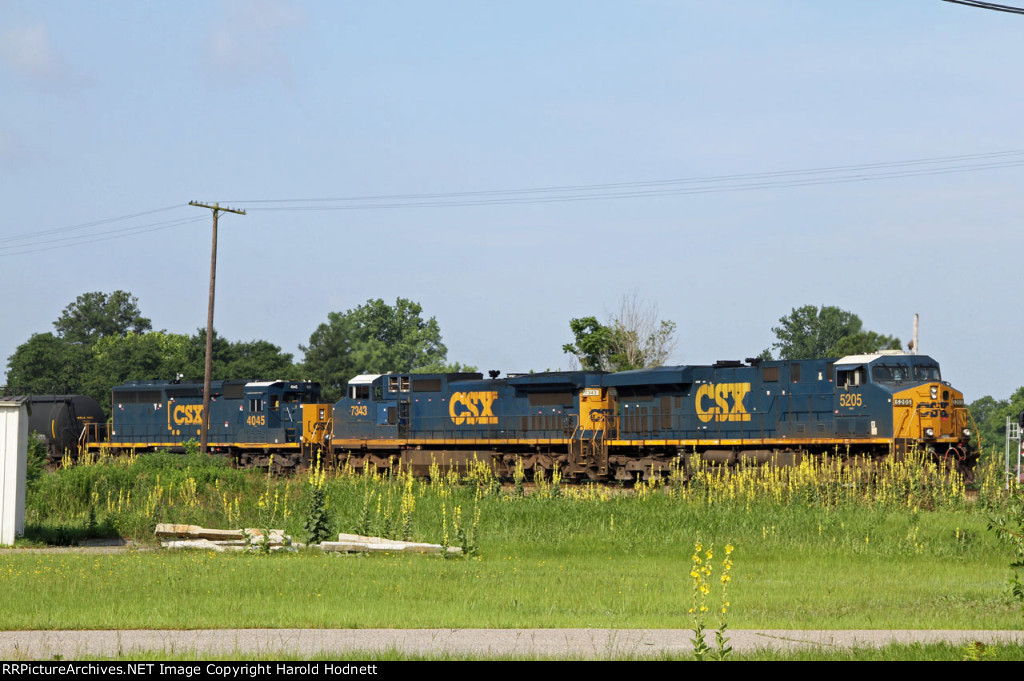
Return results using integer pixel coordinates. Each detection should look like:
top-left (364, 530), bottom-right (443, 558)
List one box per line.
top-left (871, 364), bottom-right (910, 383)
top-left (871, 363), bottom-right (940, 384)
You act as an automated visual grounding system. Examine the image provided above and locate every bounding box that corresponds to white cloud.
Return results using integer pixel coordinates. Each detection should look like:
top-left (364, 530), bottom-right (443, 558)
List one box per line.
top-left (0, 130), bottom-right (43, 171)
top-left (206, 0), bottom-right (303, 85)
top-left (0, 22), bottom-right (62, 80)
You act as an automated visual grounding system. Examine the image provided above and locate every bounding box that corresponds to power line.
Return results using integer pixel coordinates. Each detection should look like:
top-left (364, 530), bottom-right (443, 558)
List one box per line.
top-left (232, 153), bottom-right (1024, 212)
top-left (0, 216), bottom-right (206, 257)
top-left (0, 205), bottom-right (184, 245)
top-left (943, 0), bottom-right (1024, 15)
top-left (227, 149), bottom-right (1024, 205)
top-left (5, 149), bottom-right (1024, 254)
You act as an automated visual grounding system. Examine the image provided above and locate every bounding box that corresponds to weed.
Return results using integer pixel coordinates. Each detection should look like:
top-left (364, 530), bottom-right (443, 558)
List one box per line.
top-left (962, 641), bottom-right (995, 661)
top-left (988, 481), bottom-right (1024, 605)
top-left (304, 452), bottom-right (331, 546)
top-left (687, 539), bottom-right (734, 660)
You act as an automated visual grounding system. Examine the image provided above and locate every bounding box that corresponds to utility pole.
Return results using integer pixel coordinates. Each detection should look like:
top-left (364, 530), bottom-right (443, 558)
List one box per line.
top-left (189, 201), bottom-right (246, 455)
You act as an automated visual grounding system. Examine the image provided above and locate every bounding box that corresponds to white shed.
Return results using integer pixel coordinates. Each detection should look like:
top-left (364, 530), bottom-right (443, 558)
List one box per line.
top-left (0, 397), bottom-right (28, 546)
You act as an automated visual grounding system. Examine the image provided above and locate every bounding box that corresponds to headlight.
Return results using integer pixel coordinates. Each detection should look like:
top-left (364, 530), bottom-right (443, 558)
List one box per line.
top-left (924, 427), bottom-right (935, 438)
top-left (962, 428), bottom-right (971, 438)
top-left (930, 386), bottom-right (938, 399)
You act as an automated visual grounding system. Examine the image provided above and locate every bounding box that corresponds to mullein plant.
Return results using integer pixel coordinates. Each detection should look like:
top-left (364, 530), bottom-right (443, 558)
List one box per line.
top-left (399, 466), bottom-right (416, 541)
top-left (304, 450), bottom-right (331, 545)
top-left (688, 540), bottom-right (735, 660)
top-left (688, 539), bottom-right (712, 660)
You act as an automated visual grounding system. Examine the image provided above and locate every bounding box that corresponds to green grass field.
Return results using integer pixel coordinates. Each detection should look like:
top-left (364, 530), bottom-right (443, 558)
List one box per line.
top-left (3, 449), bottom-right (1022, 633)
top-left (52, 642), bottom-right (1024, 662)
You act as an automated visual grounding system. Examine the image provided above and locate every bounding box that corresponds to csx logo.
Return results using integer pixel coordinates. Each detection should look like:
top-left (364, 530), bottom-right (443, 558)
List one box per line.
top-left (449, 391), bottom-right (498, 425)
top-left (918, 401), bottom-right (949, 418)
top-left (173, 404), bottom-right (203, 425)
top-left (695, 383), bottom-right (751, 423)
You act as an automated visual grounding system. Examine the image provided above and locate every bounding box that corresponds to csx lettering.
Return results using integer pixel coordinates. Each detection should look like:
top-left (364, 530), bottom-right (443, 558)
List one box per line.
top-left (917, 401), bottom-right (949, 418)
top-left (695, 383), bottom-right (751, 423)
top-left (449, 391), bottom-right (498, 425)
top-left (173, 404), bottom-right (203, 425)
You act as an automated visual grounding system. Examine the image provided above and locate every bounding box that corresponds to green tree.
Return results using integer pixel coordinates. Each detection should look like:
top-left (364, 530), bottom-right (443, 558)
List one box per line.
top-left (4, 332), bottom-right (90, 393)
top-left (182, 331), bottom-right (296, 381)
top-left (414, 360), bottom-right (478, 374)
top-left (968, 388), bottom-right (1024, 458)
top-left (54, 291), bottom-right (152, 344)
top-left (4, 291), bottom-right (296, 416)
top-left (84, 332), bottom-right (192, 408)
top-left (562, 295), bottom-right (678, 371)
top-left (301, 298), bottom-right (450, 400)
top-left (767, 305), bottom-right (900, 359)
top-left (562, 317), bottom-right (615, 371)
top-left (223, 338), bottom-right (297, 380)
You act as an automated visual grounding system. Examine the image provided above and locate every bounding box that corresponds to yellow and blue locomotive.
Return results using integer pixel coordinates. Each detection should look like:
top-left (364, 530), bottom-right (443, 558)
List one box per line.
top-left (329, 351), bottom-right (976, 481)
top-left (83, 351), bottom-right (975, 480)
top-left (96, 378), bottom-right (332, 469)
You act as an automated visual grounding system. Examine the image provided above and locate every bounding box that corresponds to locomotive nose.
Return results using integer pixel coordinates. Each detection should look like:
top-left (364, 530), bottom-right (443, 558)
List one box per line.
top-left (892, 382), bottom-right (968, 442)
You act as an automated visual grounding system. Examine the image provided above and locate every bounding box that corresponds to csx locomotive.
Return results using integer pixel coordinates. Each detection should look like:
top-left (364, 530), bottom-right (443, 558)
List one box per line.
top-left (83, 350), bottom-right (977, 480)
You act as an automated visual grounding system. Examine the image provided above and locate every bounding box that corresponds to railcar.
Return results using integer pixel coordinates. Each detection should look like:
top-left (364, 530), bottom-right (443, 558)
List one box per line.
top-left (89, 379), bottom-right (332, 469)
top-left (0, 394), bottom-right (107, 464)
top-left (329, 351), bottom-right (977, 481)
top-left (330, 370), bottom-right (600, 475)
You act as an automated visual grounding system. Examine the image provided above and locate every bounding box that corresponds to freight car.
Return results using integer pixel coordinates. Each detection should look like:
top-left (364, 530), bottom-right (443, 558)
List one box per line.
top-left (0, 394), bottom-right (107, 464)
top-left (328, 351), bottom-right (977, 482)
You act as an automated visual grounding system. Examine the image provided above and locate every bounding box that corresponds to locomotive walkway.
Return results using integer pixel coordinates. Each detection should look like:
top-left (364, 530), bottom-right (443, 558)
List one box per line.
top-left (2, 628), bottom-right (1022, 659)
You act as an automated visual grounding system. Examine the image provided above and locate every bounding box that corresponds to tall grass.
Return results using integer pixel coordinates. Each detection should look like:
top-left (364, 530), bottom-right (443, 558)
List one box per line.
top-left (23, 447), bottom-right (1013, 547)
top-left (6, 449), bottom-right (1022, 630)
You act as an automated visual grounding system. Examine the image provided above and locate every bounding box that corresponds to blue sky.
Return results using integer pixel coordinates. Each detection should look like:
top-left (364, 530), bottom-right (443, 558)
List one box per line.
top-left (2, 1), bottom-right (1022, 402)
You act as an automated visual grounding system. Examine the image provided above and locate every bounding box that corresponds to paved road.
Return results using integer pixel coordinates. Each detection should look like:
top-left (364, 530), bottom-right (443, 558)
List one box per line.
top-left (2, 629), bottom-right (1022, 659)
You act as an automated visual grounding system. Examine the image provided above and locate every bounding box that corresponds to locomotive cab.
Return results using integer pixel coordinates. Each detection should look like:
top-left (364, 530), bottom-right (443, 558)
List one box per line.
top-left (835, 352), bottom-right (974, 476)
top-left (241, 381), bottom-right (327, 448)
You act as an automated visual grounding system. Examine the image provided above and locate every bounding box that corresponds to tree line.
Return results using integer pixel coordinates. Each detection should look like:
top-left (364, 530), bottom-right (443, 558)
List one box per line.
top-left (2, 291), bottom-right (471, 412)
top-left (6, 292), bottom-right (1016, 457)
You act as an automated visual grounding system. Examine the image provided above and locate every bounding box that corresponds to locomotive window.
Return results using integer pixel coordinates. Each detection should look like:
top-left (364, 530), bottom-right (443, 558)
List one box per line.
top-left (350, 385), bottom-right (370, 400)
top-left (373, 386), bottom-right (383, 401)
top-left (400, 376), bottom-right (411, 392)
top-left (388, 376), bottom-right (400, 392)
top-left (913, 365), bottom-right (940, 382)
top-left (872, 365), bottom-right (909, 384)
top-left (248, 398), bottom-right (264, 412)
top-left (763, 367), bottom-right (779, 382)
top-left (838, 369), bottom-right (863, 388)
top-left (791, 363), bottom-right (801, 382)
top-left (270, 395), bottom-right (280, 410)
